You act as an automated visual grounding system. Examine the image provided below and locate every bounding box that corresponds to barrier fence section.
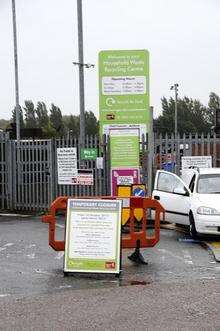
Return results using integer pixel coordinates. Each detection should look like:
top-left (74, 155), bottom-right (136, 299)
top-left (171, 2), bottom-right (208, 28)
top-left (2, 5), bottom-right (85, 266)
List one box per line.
top-left (0, 132), bottom-right (220, 212)
top-left (0, 135), bottom-right (111, 211)
top-left (0, 133), bottom-right (10, 210)
top-left (42, 195), bottom-right (165, 251)
top-left (11, 139), bottom-right (53, 211)
top-left (153, 133), bottom-right (220, 176)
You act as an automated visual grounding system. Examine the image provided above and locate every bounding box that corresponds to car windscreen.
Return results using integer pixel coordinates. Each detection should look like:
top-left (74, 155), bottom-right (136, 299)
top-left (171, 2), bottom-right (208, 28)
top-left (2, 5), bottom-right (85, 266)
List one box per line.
top-left (197, 174), bottom-right (220, 194)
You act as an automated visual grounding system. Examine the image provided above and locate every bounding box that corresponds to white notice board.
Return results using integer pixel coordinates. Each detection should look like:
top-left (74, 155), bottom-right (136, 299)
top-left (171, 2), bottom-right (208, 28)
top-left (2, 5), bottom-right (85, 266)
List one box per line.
top-left (181, 156), bottom-right (212, 169)
top-left (57, 148), bottom-right (77, 185)
top-left (64, 199), bottom-right (122, 274)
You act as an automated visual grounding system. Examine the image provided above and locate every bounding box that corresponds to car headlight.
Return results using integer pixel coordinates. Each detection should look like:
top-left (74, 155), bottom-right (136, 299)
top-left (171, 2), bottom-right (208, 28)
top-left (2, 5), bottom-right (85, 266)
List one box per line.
top-left (197, 206), bottom-right (220, 215)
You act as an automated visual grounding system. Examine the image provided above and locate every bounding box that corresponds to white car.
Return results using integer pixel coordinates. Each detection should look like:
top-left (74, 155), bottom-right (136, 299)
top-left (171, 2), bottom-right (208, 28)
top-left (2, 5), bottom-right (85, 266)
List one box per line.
top-left (152, 168), bottom-right (220, 238)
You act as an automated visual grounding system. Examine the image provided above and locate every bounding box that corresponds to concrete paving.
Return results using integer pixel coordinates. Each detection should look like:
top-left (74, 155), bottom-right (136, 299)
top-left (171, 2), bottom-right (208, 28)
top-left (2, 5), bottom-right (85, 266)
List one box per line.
top-left (0, 215), bottom-right (219, 330)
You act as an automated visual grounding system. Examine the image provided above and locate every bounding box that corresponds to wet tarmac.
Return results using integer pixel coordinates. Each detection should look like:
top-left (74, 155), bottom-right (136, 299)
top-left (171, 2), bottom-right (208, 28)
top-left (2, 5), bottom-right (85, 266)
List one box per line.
top-left (0, 215), bottom-right (219, 299)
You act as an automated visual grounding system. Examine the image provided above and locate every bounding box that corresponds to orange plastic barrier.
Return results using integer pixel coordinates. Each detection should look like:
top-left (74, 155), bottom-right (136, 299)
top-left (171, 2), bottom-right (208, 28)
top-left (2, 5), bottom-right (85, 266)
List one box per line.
top-left (42, 196), bottom-right (165, 251)
top-left (116, 185), bottom-right (131, 226)
top-left (121, 196), bottom-right (164, 248)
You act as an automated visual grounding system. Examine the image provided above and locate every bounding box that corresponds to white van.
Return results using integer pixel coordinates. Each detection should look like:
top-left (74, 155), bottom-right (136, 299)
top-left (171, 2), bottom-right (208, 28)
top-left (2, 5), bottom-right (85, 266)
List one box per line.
top-left (152, 168), bottom-right (220, 238)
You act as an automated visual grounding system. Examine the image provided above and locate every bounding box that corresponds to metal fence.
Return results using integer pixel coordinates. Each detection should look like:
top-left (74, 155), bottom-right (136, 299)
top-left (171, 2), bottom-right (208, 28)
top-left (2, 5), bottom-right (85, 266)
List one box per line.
top-left (1, 132), bottom-right (219, 212)
top-left (0, 133), bottom-right (10, 210)
top-left (154, 133), bottom-right (220, 175)
top-left (0, 135), bottom-right (111, 212)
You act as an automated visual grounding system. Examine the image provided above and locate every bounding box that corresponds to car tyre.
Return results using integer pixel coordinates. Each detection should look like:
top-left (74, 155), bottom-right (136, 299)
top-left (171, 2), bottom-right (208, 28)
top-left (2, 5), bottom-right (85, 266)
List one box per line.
top-left (189, 212), bottom-right (197, 239)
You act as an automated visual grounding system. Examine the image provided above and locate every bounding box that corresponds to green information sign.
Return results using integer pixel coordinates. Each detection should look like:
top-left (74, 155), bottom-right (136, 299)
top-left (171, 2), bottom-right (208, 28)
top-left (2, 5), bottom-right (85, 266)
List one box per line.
top-left (110, 129), bottom-right (139, 168)
top-left (64, 199), bottom-right (122, 274)
top-left (99, 49), bottom-right (149, 135)
top-left (80, 148), bottom-right (97, 161)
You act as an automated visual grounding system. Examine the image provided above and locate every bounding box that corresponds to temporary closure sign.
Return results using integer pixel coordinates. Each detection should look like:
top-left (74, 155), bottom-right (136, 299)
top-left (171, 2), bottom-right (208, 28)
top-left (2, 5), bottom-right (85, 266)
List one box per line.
top-left (64, 199), bottom-right (122, 274)
top-left (99, 49), bottom-right (149, 135)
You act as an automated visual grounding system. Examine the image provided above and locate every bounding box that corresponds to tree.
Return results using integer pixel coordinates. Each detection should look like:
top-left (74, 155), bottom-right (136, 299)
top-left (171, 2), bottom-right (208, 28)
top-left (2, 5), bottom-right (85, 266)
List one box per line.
top-left (85, 111), bottom-right (99, 135)
top-left (155, 96), bottom-right (213, 135)
top-left (62, 111), bottom-right (99, 137)
top-left (23, 100), bottom-right (37, 128)
top-left (63, 114), bottom-right (79, 136)
top-left (11, 106), bottom-right (25, 128)
top-left (36, 102), bottom-right (49, 128)
top-left (0, 119), bottom-right (10, 130)
top-left (208, 92), bottom-right (220, 124)
top-left (49, 103), bottom-right (64, 136)
top-left (42, 122), bottom-right (57, 138)
top-left (9, 99), bottom-right (99, 137)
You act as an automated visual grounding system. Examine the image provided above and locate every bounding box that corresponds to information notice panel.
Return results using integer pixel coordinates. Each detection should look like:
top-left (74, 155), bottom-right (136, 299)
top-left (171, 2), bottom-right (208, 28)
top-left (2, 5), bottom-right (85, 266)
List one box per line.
top-left (99, 49), bottom-right (149, 136)
top-left (181, 156), bottom-right (212, 169)
top-left (57, 147), bottom-right (77, 185)
top-left (64, 199), bottom-right (122, 274)
top-left (110, 129), bottom-right (139, 168)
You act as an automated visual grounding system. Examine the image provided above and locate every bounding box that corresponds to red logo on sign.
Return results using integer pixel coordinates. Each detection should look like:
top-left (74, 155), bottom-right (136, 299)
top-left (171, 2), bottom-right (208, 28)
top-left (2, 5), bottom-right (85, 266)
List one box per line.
top-left (105, 262), bottom-right (115, 269)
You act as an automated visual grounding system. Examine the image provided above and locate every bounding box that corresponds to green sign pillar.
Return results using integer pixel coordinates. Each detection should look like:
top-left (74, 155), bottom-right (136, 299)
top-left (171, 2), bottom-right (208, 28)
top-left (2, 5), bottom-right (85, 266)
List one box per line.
top-left (99, 49), bottom-right (150, 136)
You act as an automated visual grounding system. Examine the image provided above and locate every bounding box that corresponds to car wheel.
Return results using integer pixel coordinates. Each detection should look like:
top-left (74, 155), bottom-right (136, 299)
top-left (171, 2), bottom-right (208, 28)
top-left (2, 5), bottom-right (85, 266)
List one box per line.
top-left (189, 212), bottom-right (197, 239)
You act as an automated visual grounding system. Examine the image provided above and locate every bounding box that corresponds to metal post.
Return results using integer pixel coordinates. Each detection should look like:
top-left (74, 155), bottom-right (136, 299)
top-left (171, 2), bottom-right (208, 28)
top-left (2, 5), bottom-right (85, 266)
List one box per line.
top-left (11, 0), bottom-right (20, 141)
top-left (171, 83), bottom-right (179, 174)
top-left (174, 85), bottom-right (178, 152)
top-left (147, 106), bottom-right (153, 196)
top-left (77, 0), bottom-right (85, 148)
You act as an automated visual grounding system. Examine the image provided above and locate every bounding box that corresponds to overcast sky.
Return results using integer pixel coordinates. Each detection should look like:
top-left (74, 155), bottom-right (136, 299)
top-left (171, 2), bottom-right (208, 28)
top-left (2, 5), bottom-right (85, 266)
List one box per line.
top-left (0, 0), bottom-right (220, 120)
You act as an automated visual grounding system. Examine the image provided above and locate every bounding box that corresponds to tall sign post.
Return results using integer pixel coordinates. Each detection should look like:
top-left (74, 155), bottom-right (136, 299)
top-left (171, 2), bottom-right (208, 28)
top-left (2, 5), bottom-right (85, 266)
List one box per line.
top-left (147, 106), bottom-right (154, 196)
top-left (11, 0), bottom-right (20, 141)
top-left (170, 83), bottom-right (179, 174)
top-left (77, 0), bottom-right (85, 148)
top-left (73, 0), bottom-right (95, 149)
top-left (99, 50), bottom-right (150, 137)
top-left (99, 50), bottom-right (150, 193)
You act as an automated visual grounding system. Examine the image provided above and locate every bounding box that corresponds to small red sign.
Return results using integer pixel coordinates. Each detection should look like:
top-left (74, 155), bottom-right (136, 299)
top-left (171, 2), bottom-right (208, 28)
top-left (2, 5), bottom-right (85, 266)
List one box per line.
top-left (105, 262), bottom-right (115, 269)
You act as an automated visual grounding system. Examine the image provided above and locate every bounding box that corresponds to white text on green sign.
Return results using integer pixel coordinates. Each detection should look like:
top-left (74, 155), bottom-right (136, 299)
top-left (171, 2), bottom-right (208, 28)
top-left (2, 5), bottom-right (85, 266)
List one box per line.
top-left (80, 148), bottom-right (97, 160)
top-left (99, 50), bottom-right (149, 134)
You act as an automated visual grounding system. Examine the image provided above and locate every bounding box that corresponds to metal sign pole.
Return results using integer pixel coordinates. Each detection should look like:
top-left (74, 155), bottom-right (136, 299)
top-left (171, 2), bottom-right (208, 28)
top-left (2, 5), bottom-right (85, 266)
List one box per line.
top-left (77, 0), bottom-right (85, 148)
top-left (171, 83), bottom-right (179, 174)
top-left (147, 106), bottom-right (153, 196)
top-left (11, 0), bottom-right (20, 141)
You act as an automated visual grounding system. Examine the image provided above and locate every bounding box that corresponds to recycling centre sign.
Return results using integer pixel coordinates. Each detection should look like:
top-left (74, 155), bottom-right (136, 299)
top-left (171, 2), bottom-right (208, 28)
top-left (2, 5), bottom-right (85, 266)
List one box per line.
top-left (99, 49), bottom-right (150, 135)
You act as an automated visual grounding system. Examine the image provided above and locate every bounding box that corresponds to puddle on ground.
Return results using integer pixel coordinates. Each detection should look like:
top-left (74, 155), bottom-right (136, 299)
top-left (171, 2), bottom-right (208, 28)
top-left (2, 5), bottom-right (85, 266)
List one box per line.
top-left (119, 279), bottom-right (150, 286)
top-left (44, 270), bottom-right (152, 294)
